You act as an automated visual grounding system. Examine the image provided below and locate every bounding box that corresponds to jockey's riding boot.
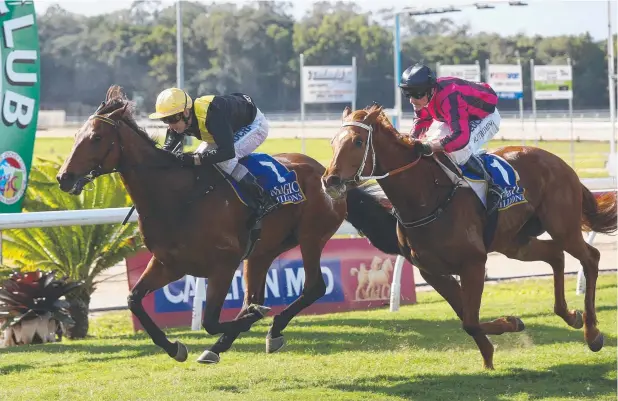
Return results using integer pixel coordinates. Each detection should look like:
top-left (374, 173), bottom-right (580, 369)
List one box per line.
top-left (237, 173), bottom-right (279, 219)
top-left (463, 155), bottom-right (503, 215)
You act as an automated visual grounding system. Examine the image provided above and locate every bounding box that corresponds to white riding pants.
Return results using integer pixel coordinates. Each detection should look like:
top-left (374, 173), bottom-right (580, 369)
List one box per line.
top-left (433, 109), bottom-right (501, 165)
top-left (196, 109), bottom-right (269, 180)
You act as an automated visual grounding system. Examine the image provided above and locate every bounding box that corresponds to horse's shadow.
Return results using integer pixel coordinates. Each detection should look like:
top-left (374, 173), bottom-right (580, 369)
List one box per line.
top-left (1, 302), bottom-right (614, 365)
top-left (325, 363), bottom-right (617, 401)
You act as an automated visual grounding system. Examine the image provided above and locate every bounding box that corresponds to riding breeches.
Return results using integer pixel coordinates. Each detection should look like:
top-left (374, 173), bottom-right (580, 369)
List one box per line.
top-left (434, 109), bottom-right (501, 165)
top-left (195, 109), bottom-right (269, 180)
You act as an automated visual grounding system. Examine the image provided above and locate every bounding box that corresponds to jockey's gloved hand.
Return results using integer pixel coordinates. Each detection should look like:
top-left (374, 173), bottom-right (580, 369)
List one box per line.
top-left (176, 152), bottom-right (196, 167)
top-left (418, 141), bottom-right (434, 156)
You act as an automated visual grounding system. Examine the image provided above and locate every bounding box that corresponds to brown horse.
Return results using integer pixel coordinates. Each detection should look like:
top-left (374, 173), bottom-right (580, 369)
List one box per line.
top-left (56, 86), bottom-right (400, 364)
top-left (322, 104), bottom-right (617, 369)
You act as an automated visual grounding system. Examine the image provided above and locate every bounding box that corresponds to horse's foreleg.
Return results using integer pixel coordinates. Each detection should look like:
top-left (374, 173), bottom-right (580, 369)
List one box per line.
top-left (206, 256), bottom-right (274, 357)
top-left (419, 269), bottom-right (495, 370)
top-left (198, 262), bottom-right (268, 364)
top-left (127, 257), bottom-right (186, 361)
top-left (459, 264), bottom-right (525, 337)
top-left (267, 240), bottom-right (327, 353)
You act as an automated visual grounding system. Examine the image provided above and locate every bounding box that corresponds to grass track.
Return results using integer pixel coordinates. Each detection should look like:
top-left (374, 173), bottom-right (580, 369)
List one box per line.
top-left (1, 274), bottom-right (615, 400)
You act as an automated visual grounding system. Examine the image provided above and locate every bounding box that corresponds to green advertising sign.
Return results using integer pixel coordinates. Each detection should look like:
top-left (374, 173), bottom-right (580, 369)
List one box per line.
top-left (0, 0), bottom-right (39, 213)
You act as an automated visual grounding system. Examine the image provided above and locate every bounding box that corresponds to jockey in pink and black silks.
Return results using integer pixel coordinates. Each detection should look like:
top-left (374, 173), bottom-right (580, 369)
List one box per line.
top-left (399, 63), bottom-right (504, 214)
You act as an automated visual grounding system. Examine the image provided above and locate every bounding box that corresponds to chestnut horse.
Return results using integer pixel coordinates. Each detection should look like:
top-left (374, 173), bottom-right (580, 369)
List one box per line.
top-left (56, 86), bottom-right (400, 364)
top-left (322, 104), bottom-right (617, 369)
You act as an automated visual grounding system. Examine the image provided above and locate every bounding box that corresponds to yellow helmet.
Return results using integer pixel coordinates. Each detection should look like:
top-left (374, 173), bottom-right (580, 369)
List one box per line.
top-left (148, 88), bottom-right (193, 119)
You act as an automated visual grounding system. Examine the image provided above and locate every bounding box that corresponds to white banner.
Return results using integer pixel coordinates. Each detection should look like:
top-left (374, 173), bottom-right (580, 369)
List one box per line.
top-left (302, 65), bottom-right (356, 104)
top-left (437, 64), bottom-right (481, 82)
top-left (487, 64), bottom-right (523, 99)
top-left (534, 65), bottom-right (573, 100)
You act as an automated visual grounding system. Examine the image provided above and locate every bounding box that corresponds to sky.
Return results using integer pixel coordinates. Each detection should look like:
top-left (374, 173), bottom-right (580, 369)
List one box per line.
top-left (32, 0), bottom-right (617, 41)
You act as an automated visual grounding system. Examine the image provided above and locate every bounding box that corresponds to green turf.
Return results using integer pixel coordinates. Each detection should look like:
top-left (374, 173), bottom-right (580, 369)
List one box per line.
top-left (35, 137), bottom-right (614, 178)
top-left (1, 274), bottom-right (615, 400)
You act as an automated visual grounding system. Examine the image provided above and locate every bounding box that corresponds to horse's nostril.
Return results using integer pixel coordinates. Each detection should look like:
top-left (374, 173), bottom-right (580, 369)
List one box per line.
top-left (56, 172), bottom-right (73, 184)
top-left (326, 175), bottom-right (342, 187)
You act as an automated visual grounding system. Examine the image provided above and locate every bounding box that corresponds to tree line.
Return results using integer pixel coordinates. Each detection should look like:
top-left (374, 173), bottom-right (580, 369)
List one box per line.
top-left (38, 0), bottom-right (613, 116)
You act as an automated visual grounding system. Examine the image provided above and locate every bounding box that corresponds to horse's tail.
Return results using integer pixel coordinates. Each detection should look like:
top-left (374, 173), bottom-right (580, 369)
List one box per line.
top-left (345, 183), bottom-right (401, 255)
top-left (581, 184), bottom-right (617, 234)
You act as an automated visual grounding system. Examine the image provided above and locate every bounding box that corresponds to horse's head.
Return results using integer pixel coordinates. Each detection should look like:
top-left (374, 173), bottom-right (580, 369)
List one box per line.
top-left (57, 85), bottom-right (164, 195)
top-left (323, 103), bottom-right (426, 200)
top-left (323, 103), bottom-right (416, 199)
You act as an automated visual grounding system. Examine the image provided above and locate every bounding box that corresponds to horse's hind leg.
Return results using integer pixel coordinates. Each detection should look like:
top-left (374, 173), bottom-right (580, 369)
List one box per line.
top-left (419, 269), bottom-right (495, 369)
top-left (501, 237), bottom-right (583, 329)
top-left (562, 236), bottom-right (603, 351)
top-left (536, 196), bottom-right (604, 351)
top-left (267, 238), bottom-right (327, 353)
top-left (127, 257), bottom-right (186, 361)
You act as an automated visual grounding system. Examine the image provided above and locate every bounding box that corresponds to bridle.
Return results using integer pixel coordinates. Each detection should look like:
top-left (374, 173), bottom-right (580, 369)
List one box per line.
top-left (339, 119), bottom-right (422, 184)
top-left (339, 118), bottom-right (460, 229)
top-left (76, 114), bottom-right (124, 190)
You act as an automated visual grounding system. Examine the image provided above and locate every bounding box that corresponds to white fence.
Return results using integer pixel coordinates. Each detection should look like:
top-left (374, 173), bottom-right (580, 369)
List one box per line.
top-left (0, 177), bottom-right (614, 321)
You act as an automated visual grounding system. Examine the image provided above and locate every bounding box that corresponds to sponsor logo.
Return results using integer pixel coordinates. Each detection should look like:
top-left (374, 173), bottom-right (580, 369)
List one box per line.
top-left (0, 151), bottom-right (27, 205)
top-left (154, 260), bottom-right (344, 313)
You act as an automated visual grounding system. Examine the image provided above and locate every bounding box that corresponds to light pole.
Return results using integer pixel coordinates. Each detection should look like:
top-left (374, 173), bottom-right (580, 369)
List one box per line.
top-left (607, 0), bottom-right (617, 175)
top-left (176, 1), bottom-right (184, 90)
top-left (391, 1), bottom-right (528, 129)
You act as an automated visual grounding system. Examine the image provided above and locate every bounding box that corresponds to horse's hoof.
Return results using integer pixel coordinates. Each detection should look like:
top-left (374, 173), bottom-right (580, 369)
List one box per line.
top-left (249, 304), bottom-right (271, 318)
top-left (588, 333), bottom-right (604, 352)
top-left (571, 310), bottom-right (584, 329)
top-left (197, 349), bottom-right (220, 364)
top-left (515, 318), bottom-right (525, 332)
top-left (173, 341), bottom-right (188, 362)
top-left (266, 335), bottom-right (285, 353)
top-left (508, 317), bottom-right (525, 332)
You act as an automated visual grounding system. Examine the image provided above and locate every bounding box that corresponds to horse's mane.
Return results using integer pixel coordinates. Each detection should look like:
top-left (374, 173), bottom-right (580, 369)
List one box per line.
top-left (349, 103), bottom-right (417, 149)
top-left (97, 85), bottom-right (162, 149)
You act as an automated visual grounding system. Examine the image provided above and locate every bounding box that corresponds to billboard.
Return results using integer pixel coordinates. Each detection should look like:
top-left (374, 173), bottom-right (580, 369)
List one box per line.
top-left (0, 1), bottom-right (40, 212)
top-left (437, 64), bottom-right (481, 82)
top-left (487, 64), bottom-right (523, 99)
top-left (534, 65), bottom-right (573, 100)
top-left (126, 238), bottom-right (417, 331)
top-left (302, 65), bottom-right (356, 104)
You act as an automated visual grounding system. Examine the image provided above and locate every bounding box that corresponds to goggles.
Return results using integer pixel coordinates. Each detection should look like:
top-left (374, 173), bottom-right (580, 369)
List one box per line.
top-left (401, 88), bottom-right (429, 100)
top-left (161, 112), bottom-right (184, 124)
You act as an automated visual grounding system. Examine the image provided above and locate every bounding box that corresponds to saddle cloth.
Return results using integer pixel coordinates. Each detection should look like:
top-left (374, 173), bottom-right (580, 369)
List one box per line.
top-left (438, 152), bottom-right (528, 211)
top-left (229, 153), bottom-right (306, 206)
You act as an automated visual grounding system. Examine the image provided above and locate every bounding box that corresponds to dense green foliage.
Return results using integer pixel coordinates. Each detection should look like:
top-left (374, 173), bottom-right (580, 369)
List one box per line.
top-left (38, 1), bottom-right (614, 115)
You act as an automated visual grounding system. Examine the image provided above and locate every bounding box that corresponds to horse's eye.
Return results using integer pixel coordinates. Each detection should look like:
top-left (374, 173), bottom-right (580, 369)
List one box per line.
top-left (92, 134), bottom-right (102, 142)
top-left (354, 138), bottom-right (364, 147)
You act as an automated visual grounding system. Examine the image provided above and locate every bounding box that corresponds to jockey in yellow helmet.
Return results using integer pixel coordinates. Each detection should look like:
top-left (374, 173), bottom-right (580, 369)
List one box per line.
top-left (149, 88), bottom-right (278, 216)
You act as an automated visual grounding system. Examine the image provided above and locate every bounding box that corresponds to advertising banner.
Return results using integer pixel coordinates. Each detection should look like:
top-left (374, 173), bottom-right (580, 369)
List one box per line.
top-left (487, 64), bottom-right (523, 99)
top-left (437, 64), bottom-right (481, 82)
top-left (126, 238), bottom-right (417, 331)
top-left (0, 1), bottom-right (40, 212)
top-left (534, 65), bottom-right (573, 100)
top-left (302, 65), bottom-right (355, 104)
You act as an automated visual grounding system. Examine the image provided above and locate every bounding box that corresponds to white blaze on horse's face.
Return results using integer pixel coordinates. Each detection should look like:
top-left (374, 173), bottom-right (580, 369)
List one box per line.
top-left (331, 127), bottom-right (366, 177)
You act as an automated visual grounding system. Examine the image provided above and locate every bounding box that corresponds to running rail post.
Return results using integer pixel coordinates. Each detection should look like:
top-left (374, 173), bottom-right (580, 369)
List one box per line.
top-left (576, 231), bottom-right (597, 295)
top-left (389, 255), bottom-right (405, 312)
top-left (191, 277), bottom-right (207, 331)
